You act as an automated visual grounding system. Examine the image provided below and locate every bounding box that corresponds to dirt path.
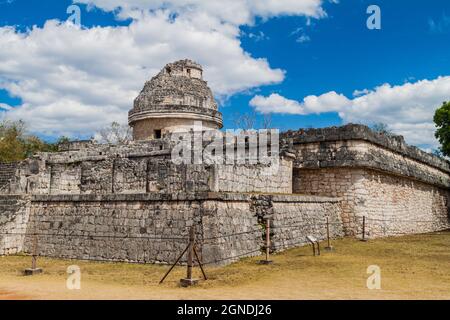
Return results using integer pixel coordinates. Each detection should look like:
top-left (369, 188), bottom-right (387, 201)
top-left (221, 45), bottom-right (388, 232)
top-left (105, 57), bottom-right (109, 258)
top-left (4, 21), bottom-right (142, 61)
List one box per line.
top-left (0, 289), bottom-right (29, 300)
top-left (1, 234), bottom-right (449, 300)
top-left (1, 271), bottom-right (447, 300)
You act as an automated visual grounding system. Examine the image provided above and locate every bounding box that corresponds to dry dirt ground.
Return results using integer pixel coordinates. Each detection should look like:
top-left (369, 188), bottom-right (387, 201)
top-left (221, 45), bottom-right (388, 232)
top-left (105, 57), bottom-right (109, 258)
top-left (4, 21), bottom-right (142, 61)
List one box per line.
top-left (0, 232), bottom-right (449, 300)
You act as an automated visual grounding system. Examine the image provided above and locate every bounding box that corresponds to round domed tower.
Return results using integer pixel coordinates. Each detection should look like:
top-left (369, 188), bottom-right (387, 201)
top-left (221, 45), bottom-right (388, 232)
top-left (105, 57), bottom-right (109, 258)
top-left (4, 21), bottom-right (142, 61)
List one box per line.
top-left (128, 59), bottom-right (223, 140)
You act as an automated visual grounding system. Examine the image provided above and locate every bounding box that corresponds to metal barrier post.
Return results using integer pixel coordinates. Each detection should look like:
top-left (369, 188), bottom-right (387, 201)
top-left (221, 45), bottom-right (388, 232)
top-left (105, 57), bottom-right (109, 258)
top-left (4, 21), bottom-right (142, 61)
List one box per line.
top-left (361, 216), bottom-right (368, 242)
top-left (325, 217), bottom-right (334, 251)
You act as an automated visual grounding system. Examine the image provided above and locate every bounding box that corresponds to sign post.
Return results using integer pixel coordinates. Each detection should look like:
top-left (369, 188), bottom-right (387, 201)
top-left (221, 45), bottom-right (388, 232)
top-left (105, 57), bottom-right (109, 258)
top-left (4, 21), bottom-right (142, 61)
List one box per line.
top-left (306, 235), bottom-right (321, 256)
top-left (324, 217), bottom-right (334, 251)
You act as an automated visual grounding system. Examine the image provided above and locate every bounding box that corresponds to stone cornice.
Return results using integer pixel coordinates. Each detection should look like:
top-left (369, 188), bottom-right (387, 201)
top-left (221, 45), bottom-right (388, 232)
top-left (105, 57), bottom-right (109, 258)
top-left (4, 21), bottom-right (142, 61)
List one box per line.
top-left (128, 105), bottom-right (223, 128)
top-left (282, 124), bottom-right (450, 174)
top-left (31, 192), bottom-right (340, 203)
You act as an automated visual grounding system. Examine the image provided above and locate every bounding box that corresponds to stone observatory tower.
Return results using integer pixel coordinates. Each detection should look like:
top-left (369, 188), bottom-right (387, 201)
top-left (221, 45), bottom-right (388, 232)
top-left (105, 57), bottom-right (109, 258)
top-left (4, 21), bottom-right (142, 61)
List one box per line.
top-left (128, 59), bottom-right (223, 140)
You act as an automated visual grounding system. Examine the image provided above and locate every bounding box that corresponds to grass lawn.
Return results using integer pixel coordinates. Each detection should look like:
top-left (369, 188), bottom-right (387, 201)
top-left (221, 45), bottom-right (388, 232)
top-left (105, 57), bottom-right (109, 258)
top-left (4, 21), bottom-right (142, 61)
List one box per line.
top-left (0, 231), bottom-right (449, 300)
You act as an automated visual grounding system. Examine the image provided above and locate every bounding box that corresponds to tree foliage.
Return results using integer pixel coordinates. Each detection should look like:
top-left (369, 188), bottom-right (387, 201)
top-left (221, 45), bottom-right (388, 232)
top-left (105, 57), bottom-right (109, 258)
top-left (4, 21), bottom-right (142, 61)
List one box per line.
top-left (434, 101), bottom-right (450, 157)
top-left (0, 120), bottom-right (59, 163)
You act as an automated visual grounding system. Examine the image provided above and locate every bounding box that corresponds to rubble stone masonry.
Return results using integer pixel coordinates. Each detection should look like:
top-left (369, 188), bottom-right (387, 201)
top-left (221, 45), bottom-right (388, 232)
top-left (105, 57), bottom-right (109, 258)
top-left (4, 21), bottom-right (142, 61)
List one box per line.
top-left (0, 121), bottom-right (449, 264)
top-left (288, 125), bottom-right (450, 237)
top-left (5, 59), bottom-right (447, 265)
top-left (20, 193), bottom-right (342, 264)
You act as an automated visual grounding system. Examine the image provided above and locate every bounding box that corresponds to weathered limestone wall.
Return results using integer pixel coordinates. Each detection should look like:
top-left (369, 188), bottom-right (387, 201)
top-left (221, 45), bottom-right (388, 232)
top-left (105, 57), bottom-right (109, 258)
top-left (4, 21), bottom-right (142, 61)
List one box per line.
top-left (291, 139), bottom-right (450, 188)
top-left (50, 163), bottom-right (82, 194)
top-left (22, 193), bottom-right (262, 264)
top-left (212, 158), bottom-right (293, 194)
top-left (361, 170), bottom-right (450, 237)
top-left (0, 195), bottom-right (30, 255)
top-left (3, 140), bottom-right (294, 197)
top-left (200, 199), bottom-right (261, 264)
top-left (17, 193), bottom-right (342, 265)
top-left (287, 124), bottom-right (450, 238)
top-left (3, 147), bottom-right (216, 196)
top-left (294, 168), bottom-right (450, 237)
top-left (0, 163), bottom-right (18, 191)
top-left (3, 122), bottom-right (448, 264)
top-left (4, 140), bottom-right (170, 195)
top-left (24, 194), bottom-right (205, 263)
top-left (284, 124), bottom-right (450, 188)
top-left (250, 195), bottom-right (344, 251)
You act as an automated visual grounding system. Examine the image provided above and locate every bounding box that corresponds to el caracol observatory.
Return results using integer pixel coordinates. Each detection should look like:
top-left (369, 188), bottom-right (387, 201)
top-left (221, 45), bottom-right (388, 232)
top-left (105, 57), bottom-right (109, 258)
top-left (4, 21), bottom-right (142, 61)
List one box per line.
top-left (0, 58), bottom-right (449, 266)
top-left (128, 59), bottom-right (223, 140)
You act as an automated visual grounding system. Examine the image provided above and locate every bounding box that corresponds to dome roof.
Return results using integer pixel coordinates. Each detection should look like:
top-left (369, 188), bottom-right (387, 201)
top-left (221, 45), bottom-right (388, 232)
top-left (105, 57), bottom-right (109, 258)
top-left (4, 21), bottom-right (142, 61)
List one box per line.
top-left (128, 59), bottom-right (222, 128)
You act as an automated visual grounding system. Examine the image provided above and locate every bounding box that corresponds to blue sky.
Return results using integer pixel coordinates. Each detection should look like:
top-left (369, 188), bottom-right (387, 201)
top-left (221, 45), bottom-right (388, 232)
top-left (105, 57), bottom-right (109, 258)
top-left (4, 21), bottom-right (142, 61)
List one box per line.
top-left (0, 0), bottom-right (449, 149)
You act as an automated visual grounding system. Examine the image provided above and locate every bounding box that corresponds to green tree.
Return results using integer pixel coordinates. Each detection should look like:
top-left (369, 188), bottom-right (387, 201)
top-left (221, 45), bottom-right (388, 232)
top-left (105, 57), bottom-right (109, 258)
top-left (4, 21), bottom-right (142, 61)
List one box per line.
top-left (0, 119), bottom-right (60, 162)
top-left (0, 120), bottom-right (26, 162)
top-left (434, 101), bottom-right (450, 157)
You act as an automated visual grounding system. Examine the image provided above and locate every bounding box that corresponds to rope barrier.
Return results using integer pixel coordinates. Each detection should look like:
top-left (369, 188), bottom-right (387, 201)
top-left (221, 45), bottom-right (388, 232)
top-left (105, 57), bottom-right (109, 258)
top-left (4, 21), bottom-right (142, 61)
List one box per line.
top-left (0, 231), bottom-right (186, 241)
top-left (2, 217), bottom-right (449, 281)
top-left (201, 228), bottom-right (263, 241)
top-left (354, 216), bottom-right (444, 223)
top-left (271, 221), bottom-right (342, 229)
top-left (201, 248), bottom-right (262, 265)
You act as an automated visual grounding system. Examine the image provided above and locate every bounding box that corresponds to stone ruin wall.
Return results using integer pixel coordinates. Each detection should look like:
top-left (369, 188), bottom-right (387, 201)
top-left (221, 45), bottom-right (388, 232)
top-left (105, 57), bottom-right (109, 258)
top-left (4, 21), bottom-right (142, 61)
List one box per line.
top-left (288, 125), bottom-right (450, 238)
top-left (1, 124), bottom-right (450, 263)
top-left (250, 194), bottom-right (344, 251)
top-left (17, 193), bottom-right (342, 265)
top-left (212, 158), bottom-right (293, 194)
top-left (0, 139), bottom-right (315, 264)
top-left (294, 167), bottom-right (450, 238)
top-left (3, 139), bottom-right (293, 196)
top-left (0, 195), bottom-right (30, 255)
top-left (0, 162), bottom-right (19, 192)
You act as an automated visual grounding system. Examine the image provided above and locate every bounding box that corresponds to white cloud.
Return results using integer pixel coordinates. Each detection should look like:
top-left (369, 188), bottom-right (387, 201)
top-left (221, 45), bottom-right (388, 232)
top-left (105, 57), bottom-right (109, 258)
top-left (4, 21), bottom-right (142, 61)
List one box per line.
top-left (75, 0), bottom-right (326, 24)
top-left (250, 76), bottom-right (450, 148)
top-left (250, 91), bottom-right (349, 115)
top-left (0, 0), bottom-right (329, 138)
top-left (250, 93), bottom-right (304, 114)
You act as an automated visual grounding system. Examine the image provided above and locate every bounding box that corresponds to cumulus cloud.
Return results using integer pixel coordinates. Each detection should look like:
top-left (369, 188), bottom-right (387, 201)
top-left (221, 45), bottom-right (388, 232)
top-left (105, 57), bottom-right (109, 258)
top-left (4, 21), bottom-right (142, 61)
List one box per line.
top-left (75, 0), bottom-right (326, 24)
top-left (0, 0), bottom-right (328, 137)
top-left (250, 91), bottom-right (349, 115)
top-left (250, 76), bottom-right (450, 148)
